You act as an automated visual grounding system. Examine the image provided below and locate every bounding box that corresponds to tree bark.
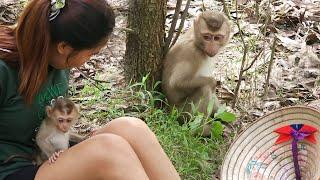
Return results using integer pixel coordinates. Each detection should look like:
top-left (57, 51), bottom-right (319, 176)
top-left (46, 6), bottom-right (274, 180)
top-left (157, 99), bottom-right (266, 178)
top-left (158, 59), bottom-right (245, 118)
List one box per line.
top-left (124, 0), bottom-right (166, 87)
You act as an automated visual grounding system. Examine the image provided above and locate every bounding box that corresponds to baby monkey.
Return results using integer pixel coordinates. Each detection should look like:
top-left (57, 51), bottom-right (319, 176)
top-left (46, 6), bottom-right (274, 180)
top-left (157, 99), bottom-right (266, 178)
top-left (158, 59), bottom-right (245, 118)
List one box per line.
top-left (36, 96), bottom-right (83, 164)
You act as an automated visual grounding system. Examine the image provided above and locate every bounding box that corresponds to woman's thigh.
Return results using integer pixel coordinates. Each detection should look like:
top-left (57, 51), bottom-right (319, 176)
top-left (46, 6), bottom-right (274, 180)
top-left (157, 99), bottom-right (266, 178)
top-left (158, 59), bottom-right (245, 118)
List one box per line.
top-left (35, 134), bottom-right (148, 180)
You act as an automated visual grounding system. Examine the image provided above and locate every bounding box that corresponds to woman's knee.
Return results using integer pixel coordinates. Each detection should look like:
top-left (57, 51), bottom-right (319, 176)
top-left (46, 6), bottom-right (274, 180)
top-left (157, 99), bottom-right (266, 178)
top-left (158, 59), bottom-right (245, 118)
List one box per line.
top-left (107, 117), bottom-right (150, 132)
top-left (88, 134), bottom-right (147, 177)
top-left (89, 134), bottom-right (132, 153)
top-left (87, 134), bottom-right (135, 163)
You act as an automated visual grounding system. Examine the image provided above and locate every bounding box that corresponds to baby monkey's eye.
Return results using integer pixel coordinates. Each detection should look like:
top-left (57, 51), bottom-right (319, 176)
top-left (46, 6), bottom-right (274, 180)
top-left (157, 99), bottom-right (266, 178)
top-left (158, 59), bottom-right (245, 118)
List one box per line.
top-left (58, 118), bottom-right (64, 123)
top-left (67, 119), bottom-right (72, 123)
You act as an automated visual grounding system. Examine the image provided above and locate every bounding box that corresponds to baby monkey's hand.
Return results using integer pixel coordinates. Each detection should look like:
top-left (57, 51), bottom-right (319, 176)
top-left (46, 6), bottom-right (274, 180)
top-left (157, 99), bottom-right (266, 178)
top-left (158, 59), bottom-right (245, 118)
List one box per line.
top-left (49, 150), bottom-right (64, 164)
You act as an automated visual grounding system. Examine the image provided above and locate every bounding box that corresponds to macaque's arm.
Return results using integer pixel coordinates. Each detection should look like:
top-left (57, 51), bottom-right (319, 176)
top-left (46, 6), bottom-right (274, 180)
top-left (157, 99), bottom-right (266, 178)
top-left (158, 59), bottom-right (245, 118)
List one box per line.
top-left (69, 132), bottom-right (86, 143)
top-left (171, 62), bottom-right (216, 90)
top-left (37, 138), bottom-right (56, 158)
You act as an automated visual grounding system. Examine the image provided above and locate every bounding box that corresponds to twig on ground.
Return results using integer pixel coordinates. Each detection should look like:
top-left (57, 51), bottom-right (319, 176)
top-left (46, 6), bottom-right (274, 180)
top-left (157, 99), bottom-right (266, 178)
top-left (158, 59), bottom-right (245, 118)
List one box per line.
top-left (75, 67), bottom-right (111, 91)
top-left (232, 0), bottom-right (272, 108)
top-left (76, 68), bottom-right (110, 84)
top-left (221, 0), bottom-right (230, 19)
top-left (170, 0), bottom-right (191, 48)
top-left (255, 1), bottom-right (259, 17)
top-left (106, 45), bottom-right (114, 57)
top-left (201, 0), bottom-right (206, 11)
top-left (164, 0), bottom-right (183, 54)
top-left (232, 0), bottom-right (248, 108)
top-left (114, 27), bottom-right (135, 33)
top-left (263, 36), bottom-right (277, 98)
top-left (242, 49), bottom-right (263, 72)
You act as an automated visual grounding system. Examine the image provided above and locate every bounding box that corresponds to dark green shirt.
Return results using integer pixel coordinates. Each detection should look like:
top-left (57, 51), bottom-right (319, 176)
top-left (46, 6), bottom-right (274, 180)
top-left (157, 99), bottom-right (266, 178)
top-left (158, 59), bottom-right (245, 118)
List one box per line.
top-left (0, 60), bottom-right (69, 179)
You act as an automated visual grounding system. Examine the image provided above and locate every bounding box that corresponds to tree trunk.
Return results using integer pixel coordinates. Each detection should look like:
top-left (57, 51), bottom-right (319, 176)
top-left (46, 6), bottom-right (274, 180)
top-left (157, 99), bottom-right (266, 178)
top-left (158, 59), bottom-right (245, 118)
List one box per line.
top-left (124, 0), bottom-right (166, 88)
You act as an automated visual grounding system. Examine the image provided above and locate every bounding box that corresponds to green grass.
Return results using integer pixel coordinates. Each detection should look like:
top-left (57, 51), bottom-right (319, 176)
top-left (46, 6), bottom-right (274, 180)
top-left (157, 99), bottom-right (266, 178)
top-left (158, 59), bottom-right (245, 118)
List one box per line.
top-left (72, 78), bottom-right (230, 179)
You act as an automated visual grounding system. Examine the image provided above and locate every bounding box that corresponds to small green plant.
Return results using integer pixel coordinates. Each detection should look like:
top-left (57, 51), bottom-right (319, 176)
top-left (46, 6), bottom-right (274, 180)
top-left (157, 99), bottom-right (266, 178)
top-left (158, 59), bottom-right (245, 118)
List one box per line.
top-left (188, 97), bottom-right (237, 139)
top-left (214, 105), bottom-right (237, 123)
top-left (211, 105), bottom-right (236, 138)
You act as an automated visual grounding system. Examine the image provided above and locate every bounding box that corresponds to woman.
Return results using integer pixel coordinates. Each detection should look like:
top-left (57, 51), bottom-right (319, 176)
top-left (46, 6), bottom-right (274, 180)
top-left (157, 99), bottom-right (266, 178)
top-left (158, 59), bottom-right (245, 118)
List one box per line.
top-left (0, 0), bottom-right (180, 179)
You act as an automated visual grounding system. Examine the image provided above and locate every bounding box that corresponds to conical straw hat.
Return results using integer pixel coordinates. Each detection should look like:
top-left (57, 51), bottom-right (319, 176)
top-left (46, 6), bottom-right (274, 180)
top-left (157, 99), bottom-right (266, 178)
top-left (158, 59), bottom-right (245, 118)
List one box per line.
top-left (220, 106), bottom-right (320, 180)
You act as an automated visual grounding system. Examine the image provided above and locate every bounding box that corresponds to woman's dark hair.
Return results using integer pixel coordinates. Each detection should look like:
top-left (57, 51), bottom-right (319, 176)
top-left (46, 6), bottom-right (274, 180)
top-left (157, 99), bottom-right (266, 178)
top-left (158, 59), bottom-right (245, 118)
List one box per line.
top-left (50, 0), bottom-right (115, 50)
top-left (0, 0), bottom-right (115, 104)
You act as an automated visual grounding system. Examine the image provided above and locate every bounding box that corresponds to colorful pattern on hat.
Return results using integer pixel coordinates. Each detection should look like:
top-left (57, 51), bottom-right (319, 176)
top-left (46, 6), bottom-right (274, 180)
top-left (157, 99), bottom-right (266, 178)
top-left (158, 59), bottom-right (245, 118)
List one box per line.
top-left (220, 106), bottom-right (320, 180)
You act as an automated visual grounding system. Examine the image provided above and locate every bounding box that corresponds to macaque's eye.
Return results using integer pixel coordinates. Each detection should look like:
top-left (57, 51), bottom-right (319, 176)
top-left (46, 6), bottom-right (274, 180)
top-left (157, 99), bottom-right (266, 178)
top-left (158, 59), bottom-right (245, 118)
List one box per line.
top-left (67, 119), bottom-right (72, 123)
top-left (203, 34), bottom-right (213, 41)
top-left (213, 35), bottom-right (224, 41)
top-left (58, 118), bottom-right (64, 123)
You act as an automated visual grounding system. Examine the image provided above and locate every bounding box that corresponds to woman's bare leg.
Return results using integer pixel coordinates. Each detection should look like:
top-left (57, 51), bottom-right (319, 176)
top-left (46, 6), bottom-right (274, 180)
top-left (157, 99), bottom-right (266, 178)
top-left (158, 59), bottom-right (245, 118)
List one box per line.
top-left (35, 134), bottom-right (149, 180)
top-left (94, 117), bottom-right (181, 180)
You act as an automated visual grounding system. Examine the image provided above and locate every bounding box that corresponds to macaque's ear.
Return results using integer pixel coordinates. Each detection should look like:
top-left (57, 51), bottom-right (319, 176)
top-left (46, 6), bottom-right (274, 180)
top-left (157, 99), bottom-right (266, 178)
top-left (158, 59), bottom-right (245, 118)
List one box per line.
top-left (193, 17), bottom-right (199, 27)
top-left (75, 104), bottom-right (81, 112)
top-left (45, 106), bottom-right (52, 117)
top-left (228, 20), bottom-right (234, 38)
top-left (74, 104), bottom-right (81, 119)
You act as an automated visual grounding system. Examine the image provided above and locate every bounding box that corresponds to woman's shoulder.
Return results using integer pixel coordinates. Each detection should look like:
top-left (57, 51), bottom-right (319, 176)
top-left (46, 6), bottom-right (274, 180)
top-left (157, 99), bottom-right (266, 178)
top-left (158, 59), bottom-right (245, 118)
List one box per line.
top-left (0, 59), bottom-right (8, 69)
top-left (0, 60), bottom-right (9, 78)
top-left (0, 59), bottom-right (17, 80)
top-left (0, 59), bottom-right (17, 71)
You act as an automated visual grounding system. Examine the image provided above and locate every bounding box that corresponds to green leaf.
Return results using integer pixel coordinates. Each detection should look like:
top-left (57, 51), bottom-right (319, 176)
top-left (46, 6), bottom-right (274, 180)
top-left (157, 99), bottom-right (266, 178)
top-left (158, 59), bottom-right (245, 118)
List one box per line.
top-left (211, 121), bottom-right (224, 138)
top-left (190, 102), bottom-right (197, 114)
top-left (206, 98), bottom-right (215, 117)
top-left (189, 115), bottom-right (202, 131)
top-left (214, 105), bottom-right (226, 118)
top-left (215, 111), bottom-right (236, 123)
top-left (142, 74), bottom-right (149, 84)
top-left (153, 81), bottom-right (161, 90)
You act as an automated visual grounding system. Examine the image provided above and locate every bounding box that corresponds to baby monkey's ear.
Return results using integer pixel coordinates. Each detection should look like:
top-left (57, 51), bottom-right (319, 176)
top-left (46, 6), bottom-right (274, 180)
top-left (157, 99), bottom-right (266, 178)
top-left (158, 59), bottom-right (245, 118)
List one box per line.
top-left (75, 104), bottom-right (81, 112)
top-left (45, 106), bottom-right (53, 118)
top-left (75, 104), bottom-right (81, 119)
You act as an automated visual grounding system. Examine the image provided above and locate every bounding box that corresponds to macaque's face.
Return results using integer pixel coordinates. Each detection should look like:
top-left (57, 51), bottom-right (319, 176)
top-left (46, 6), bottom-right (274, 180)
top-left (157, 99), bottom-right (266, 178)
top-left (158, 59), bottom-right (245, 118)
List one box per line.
top-left (199, 21), bottom-right (230, 57)
top-left (47, 106), bottom-right (79, 133)
top-left (55, 113), bottom-right (75, 133)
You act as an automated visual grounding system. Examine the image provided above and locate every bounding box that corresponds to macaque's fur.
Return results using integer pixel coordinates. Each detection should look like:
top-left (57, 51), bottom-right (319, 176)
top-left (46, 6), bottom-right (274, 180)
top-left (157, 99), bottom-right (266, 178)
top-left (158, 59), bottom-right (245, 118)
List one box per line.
top-left (162, 11), bottom-right (231, 135)
top-left (35, 97), bottom-right (83, 164)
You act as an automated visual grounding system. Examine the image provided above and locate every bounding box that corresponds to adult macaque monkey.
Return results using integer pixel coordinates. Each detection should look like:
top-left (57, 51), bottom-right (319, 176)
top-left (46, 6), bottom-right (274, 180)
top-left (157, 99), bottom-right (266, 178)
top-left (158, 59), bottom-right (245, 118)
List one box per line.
top-left (162, 11), bottom-right (231, 136)
top-left (35, 96), bottom-right (84, 164)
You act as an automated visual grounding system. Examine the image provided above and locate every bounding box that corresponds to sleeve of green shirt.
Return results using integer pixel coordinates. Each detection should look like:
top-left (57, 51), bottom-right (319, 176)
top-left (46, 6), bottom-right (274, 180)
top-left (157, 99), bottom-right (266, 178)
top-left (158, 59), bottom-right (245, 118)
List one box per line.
top-left (0, 61), bottom-right (8, 106)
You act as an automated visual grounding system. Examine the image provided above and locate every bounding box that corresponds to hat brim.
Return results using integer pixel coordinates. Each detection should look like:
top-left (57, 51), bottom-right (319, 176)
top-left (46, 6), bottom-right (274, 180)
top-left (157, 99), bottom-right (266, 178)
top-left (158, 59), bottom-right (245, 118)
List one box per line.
top-left (220, 106), bottom-right (320, 180)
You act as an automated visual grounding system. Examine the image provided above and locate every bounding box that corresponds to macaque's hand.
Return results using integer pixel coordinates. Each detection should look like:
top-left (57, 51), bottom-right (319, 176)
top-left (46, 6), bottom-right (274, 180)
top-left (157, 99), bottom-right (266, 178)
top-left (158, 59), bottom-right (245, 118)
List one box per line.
top-left (49, 150), bottom-right (64, 164)
top-left (87, 129), bottom-right (98, 138)
top-left (210, 78), bottom-right (217, 90)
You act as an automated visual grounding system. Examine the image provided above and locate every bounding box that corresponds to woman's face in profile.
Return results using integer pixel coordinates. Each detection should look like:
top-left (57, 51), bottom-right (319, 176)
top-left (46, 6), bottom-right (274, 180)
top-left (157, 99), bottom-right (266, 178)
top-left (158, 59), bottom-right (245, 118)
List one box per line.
top-left (49, 39), bottom-right (108, 69)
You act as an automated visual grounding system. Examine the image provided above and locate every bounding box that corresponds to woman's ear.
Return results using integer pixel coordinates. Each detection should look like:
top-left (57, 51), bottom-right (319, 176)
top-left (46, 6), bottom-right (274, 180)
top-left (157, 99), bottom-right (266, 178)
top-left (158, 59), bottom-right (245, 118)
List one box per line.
top-left (56, 42), bottom-right (73, 55)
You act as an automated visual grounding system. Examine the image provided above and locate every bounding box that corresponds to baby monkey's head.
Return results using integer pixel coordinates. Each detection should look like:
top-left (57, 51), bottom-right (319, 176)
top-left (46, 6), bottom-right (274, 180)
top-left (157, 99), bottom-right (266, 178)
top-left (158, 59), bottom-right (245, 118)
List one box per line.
top-left (46, 97), bottom-right (80, 133)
